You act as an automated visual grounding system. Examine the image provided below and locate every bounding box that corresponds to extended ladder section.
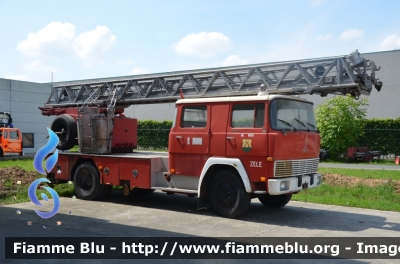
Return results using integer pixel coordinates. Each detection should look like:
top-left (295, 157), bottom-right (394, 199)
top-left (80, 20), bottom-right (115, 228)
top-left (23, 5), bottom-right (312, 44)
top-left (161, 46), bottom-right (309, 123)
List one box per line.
top-left (44, 50), bottom-right (382, 109)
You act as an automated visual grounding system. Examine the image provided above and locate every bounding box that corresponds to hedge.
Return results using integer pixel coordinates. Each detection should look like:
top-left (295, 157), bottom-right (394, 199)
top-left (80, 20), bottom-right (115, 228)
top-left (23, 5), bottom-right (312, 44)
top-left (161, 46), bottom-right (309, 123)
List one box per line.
top-left (358, 118), bottom-right (400, 155)
top-left (137, 120), bottom-right (172, 149)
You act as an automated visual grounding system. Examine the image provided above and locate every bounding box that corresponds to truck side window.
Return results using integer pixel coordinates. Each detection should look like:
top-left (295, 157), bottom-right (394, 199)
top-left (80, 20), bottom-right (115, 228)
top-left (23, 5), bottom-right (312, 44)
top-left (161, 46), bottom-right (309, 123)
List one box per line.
top-left (231, 103), bottom-right (265, 128)
top-left (10, 131), bottom-right (19, 139)
top-left (181, 105), bottom-right (207, 128)
top-left (3, 131), bottom-right (7, 138)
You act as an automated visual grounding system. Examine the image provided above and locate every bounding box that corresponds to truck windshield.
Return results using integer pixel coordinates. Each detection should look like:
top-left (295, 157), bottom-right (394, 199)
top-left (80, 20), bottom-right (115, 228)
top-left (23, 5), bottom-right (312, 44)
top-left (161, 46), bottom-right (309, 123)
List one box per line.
top-left (270, 99), bottom-right (317, 131)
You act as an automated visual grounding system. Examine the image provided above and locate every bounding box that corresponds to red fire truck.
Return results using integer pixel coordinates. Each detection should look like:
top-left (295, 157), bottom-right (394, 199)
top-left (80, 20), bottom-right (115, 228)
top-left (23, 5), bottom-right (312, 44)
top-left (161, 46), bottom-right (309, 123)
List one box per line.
top-left (41, 50), bottom-right (382, 218)
top-left (0, 112), bottom-right (23, 157)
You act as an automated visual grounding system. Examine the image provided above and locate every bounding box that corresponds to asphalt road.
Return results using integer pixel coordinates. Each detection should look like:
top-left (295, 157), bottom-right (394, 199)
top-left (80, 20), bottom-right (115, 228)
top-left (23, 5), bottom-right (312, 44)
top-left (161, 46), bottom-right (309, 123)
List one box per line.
top-left (1, 190), bottom-right (400, 264)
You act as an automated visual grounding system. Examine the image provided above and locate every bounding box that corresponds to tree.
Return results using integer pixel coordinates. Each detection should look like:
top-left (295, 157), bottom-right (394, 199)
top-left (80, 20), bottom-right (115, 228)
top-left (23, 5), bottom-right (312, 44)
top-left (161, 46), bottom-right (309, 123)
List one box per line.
top-left (315, 95), bottom-right (368, 159)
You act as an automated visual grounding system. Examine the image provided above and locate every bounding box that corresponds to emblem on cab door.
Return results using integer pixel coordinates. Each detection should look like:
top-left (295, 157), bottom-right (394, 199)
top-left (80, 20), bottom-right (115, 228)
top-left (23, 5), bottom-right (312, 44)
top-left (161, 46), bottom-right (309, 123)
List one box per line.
top-left (242, 139), bottom-right (252, 153)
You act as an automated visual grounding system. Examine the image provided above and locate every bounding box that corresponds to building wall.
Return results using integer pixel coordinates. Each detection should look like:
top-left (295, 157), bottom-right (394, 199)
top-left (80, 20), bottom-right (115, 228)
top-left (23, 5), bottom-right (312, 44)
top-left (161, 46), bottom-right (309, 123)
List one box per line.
top-left (0, 79), bottom-right (54, 154)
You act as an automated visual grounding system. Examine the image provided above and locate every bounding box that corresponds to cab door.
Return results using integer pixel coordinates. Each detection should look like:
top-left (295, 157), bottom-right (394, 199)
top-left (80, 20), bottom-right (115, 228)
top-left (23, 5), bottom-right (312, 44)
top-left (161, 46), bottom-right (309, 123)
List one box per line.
top-left (169, 104), bottom-right (210, 176)
top-left (225, 103), bottom-right (267, 183)
top-left (7, 129), bottom-right (22, 154)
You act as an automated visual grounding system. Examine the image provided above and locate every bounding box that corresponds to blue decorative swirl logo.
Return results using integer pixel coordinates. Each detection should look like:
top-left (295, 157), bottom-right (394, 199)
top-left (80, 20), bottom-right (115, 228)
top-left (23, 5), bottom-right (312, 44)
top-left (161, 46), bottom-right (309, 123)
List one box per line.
top-left (28, 178), bottom-right (60, 219)
top-left (33, 127), bottom-right (59, 175)
top-left (29, 128), bottom-right (60, 219)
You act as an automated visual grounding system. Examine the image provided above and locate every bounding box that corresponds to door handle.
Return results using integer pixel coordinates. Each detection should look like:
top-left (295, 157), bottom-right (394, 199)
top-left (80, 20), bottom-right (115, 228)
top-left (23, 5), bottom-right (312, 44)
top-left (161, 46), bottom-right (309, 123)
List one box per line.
top-left (176, 136), bottom-right (183, 139)
top-left (226, 137), bottom-right (235, 140)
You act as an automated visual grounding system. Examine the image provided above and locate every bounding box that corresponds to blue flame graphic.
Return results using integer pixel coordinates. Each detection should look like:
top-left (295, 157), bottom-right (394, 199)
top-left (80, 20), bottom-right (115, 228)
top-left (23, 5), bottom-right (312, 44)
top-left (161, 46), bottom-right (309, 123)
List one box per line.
top-left (33, 127), bottom-right (59, 175)
top-left (29, 127), bottom-right (60, 219)
top-left (28, 178), bottom-right (60, 219)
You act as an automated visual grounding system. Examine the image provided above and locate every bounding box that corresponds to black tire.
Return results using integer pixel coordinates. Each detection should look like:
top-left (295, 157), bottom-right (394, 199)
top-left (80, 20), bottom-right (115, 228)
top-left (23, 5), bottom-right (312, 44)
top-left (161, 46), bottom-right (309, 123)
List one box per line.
top-left (210, 170), bottom-right (251, 218)
top-left (51, 115), bottom-right (77, 150)
top-left (258, 194), bottom-right (292, 208)
top-left (73, 162), bottom-right (103, 200)
top-left (0, 148), bottom-right (3, 158)
top-left (363, 153), bottom-right (372, 163)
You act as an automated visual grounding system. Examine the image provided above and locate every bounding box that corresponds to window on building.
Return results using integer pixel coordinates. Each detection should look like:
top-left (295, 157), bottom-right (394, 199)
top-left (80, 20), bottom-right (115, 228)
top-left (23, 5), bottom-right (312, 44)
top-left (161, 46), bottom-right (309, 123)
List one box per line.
top-left (231, 103), bottom-right (265, 128)
top-left (181, 105), bottom-right (207, 128)
top-left (22, 133), bottom-right (34, 148)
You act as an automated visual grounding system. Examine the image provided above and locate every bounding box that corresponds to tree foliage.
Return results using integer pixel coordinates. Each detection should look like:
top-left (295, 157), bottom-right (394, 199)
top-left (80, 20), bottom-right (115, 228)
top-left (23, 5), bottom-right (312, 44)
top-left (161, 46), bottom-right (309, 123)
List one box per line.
top-left (315, 95), bottom-right (368, 158)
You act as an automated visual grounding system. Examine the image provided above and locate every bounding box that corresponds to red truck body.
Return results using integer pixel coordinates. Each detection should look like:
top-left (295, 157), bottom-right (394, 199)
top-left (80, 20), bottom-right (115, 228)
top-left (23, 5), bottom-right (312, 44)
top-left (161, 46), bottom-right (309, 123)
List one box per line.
top-left (48, 94), bottom-right (322, 218)
top-left (41, 50), bottom-right (383, 218)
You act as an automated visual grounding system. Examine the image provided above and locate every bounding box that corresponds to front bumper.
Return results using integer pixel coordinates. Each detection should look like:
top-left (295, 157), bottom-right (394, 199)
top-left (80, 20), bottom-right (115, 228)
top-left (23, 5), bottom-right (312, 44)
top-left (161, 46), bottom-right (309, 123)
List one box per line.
top-left (268, 173), bottom-right (322, 195)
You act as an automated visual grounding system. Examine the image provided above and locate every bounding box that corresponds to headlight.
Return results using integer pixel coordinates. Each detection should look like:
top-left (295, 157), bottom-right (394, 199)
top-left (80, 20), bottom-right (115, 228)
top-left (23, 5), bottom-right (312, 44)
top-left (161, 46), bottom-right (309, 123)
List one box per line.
top-left (280, 181), bottom-right (289, 191)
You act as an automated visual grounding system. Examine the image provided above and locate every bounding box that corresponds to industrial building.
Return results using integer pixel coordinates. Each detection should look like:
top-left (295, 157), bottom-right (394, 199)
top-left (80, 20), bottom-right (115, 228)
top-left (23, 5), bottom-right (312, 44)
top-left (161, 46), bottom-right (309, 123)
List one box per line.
top-left (1, 49), bottom-right (399, 154)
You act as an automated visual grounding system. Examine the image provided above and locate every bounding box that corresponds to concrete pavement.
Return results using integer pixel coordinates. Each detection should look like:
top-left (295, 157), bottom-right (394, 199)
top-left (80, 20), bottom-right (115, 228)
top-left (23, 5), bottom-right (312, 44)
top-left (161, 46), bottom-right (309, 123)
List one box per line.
top-left (1, 191), bottom-right (400, 263)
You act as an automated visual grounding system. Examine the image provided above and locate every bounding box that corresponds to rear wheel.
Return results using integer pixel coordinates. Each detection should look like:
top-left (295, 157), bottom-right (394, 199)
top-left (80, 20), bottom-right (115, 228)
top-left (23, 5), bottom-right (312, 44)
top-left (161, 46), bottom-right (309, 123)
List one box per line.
top-left (73, 162), bottom-right (103, 200)
top-left (210, 170), bottom-right (251, 218)
top-left (258, 194), bottom-right (292, 208)
top-left (51, 115), bottom-right (77, 150)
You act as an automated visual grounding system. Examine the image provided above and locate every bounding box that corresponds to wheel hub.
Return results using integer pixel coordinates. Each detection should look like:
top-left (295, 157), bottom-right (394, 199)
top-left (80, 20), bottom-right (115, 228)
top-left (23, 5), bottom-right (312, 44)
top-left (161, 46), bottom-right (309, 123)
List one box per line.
top-left (218, 183), bottom-right (236, 207)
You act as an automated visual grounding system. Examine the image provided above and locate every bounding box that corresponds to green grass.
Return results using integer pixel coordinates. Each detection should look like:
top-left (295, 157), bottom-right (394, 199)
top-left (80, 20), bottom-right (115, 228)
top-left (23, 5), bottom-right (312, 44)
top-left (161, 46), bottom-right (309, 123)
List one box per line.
top-left (318, 167), bottom-right (400, 180)
top-left (0, 159), bottom-right (74, 205)
top-left (0, 159), bottom-right (36, 171)
top-left (293, 182), bottom-right (400, 212)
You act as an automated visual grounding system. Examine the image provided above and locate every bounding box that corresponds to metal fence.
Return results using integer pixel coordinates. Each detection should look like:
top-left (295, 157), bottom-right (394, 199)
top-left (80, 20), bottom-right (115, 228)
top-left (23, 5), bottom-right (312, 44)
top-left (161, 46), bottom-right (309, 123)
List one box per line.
top-left (358, 128), bottom-right (400, 159)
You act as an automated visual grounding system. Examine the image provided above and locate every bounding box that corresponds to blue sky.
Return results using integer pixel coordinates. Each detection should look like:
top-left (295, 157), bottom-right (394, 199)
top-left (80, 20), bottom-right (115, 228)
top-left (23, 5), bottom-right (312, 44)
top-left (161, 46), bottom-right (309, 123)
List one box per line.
top-left (0, 0), bottom-right (399, 83)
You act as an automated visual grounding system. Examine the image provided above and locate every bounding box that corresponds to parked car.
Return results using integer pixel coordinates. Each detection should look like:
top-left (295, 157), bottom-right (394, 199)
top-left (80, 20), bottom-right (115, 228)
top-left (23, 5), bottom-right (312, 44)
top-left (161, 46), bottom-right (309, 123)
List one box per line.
top-left (319, 149), bottom-right (330, 161)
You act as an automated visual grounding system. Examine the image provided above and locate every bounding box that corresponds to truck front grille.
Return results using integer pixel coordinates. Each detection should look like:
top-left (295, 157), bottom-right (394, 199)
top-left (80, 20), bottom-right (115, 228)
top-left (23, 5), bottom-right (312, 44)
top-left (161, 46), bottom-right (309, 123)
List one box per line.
top-left (274, 158), bottom-right (319, 178)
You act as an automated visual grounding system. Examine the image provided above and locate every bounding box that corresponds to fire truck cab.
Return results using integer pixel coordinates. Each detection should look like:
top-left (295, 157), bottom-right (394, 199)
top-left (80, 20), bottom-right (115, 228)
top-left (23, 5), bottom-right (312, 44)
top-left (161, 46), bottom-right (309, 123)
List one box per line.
top-left (0, 112), bottom-right (23, 157)
top-left (168, 94), bottom-right (321, 217)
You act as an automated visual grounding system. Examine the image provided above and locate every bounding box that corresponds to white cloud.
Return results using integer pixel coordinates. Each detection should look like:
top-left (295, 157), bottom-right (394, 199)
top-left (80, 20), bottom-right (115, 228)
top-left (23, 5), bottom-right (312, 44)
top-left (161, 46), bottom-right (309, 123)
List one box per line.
top-left (74, 26), bottom-right (116, 59)
top-left (310, 0), bottom-right (328, 6)
top-left (5, 74), bottom-right (31, 81)
top-left (17, 22), bottom-right (76, 58)
top-left (131, 67), bottom-right (150, 75)
top-left (24, 60), bottom-right (60, 73)
top-left (316, 34), bottom-right (332, 41)
top-left (17, 22), bottom-right (116, 60)
top-left (339, 29), bottom-right (364, 41)
top-left (221, 55), bottom-right (249, 66)
top-left (379, 34), bottom-right (400, 51)
top-left (173, 32), bottom-right (232, 58)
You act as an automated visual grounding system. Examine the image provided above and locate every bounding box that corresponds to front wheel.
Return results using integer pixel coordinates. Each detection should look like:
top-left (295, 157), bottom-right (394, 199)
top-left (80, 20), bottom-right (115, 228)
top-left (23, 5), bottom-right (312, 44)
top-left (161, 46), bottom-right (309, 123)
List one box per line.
top-left (210, 170), bottom-right (251, 218)
top-left (258, 194), bottom-right (292, 208)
